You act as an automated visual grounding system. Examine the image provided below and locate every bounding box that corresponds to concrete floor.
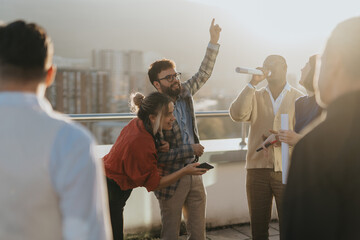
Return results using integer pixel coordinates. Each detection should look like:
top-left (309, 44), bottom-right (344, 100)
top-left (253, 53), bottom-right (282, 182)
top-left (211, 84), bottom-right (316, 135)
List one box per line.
top-left (205, 222), bottom-right (280, 240)
top-left (126, 221), bottom-right (280, 240)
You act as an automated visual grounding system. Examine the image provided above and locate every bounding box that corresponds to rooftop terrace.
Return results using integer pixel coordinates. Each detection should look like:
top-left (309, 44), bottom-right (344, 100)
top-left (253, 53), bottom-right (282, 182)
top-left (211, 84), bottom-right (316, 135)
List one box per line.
top-left (73, 112), bottom-right (280, 240)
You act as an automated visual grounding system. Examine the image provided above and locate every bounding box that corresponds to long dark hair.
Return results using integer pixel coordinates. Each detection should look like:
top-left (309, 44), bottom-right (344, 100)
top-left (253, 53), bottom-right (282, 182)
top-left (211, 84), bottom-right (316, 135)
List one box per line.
top-left (130, 91), bottom-right (172, 135)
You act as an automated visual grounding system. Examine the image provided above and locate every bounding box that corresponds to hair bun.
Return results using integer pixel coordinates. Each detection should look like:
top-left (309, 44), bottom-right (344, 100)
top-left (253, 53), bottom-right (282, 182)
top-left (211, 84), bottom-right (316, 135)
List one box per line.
top-left (130, 92), bottom-right (145, 113)
top-left (133, 92), bottom-right (145, 107)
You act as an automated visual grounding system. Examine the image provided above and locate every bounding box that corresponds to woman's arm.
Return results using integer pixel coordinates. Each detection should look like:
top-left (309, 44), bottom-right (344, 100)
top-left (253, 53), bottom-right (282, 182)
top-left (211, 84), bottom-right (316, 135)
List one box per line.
top-left (155, 163), bottom-right (207, 190)
top-left (278, 129), bottom-right (303, 146)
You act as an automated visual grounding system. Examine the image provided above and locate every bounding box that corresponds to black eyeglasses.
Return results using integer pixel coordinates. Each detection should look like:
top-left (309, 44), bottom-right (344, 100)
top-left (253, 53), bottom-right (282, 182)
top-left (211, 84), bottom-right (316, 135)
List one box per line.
top-left (158, 72), bottom-right (181, 83)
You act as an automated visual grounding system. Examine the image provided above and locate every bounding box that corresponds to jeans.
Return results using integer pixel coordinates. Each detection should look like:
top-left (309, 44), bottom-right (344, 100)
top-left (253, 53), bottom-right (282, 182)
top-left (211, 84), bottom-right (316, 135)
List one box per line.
top-left (106, 177), bottom-right (132, 240)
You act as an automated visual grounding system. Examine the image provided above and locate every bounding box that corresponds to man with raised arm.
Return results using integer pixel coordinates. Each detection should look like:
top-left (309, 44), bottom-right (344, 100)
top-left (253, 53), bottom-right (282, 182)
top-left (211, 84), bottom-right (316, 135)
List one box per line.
top-left (147, 19), bottom-right (221, 240)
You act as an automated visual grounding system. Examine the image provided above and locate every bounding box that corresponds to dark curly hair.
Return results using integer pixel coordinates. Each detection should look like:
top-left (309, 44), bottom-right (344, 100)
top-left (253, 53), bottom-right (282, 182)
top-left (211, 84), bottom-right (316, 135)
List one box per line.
top-left (147, 59), bottom-right (176, 86)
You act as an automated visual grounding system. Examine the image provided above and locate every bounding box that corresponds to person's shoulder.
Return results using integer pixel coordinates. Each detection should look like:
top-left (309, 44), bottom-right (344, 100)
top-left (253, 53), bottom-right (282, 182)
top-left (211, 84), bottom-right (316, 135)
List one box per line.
top-left (49, 115), bottom-right (96, 170)
top-left (296, 95), bottom-right (308, 102)
top-left (126, 119), bottom-right (154, 149)
top-left (180, 82), bottom-right (192, 97)
top-left (47, 112), bottom-right (95, 144)
top-left (295, 95), bottom-right (308, 108)
top-left (64, 121), bottom-right (94, 142)
top-left (127, 134), bottom-right (155, 157)
top-left (289, 86), bottom-right (304, 97)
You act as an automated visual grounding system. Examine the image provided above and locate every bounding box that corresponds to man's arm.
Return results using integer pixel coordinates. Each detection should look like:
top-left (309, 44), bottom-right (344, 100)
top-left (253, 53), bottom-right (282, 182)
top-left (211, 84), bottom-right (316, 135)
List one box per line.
top-left (229, 66), bottom-right (267, 122)
top-left (229, 85), bottom-right (256, 122)
top-left (183, 19), bottom-right (221, 96)
top-left (157, 144), bottom-right (194, 164)
top-left (50, 124), bottom-right (111, 240)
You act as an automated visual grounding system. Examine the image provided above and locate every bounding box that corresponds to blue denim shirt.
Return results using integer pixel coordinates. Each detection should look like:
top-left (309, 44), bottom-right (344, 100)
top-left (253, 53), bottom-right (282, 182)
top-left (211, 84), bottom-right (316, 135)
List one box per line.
top-left (174, 98), bottom-right (195, 145)
top-left (155, 42), bottom-right (220, 200)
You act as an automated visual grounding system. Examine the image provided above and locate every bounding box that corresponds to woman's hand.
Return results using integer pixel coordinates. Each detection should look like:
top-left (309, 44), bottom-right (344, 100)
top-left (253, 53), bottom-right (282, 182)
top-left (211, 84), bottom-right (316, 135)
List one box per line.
top-left (183, 163), bottom-right (208, 175)
top-left (278, 130), bottom-right (302, 146)
top-left (261, 133), bottom-right (278, 153)
top-left (158, 140), bottom-right (169, 152)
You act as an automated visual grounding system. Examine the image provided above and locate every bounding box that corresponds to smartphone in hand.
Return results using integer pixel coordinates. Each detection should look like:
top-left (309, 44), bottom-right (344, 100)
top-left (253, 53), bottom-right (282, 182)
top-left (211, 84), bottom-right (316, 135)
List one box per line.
top-left (196, 162), bottom-right (214, 170)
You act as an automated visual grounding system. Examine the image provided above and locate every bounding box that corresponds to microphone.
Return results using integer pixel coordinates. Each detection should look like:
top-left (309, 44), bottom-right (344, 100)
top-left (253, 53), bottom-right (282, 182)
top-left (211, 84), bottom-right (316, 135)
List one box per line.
top-left (235, 67), bottom-right (268, 76)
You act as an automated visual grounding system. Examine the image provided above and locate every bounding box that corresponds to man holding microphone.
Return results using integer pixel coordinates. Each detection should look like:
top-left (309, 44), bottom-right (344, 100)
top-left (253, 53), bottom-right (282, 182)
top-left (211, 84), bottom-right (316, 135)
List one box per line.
top-left (229, 55), bottom-right (302, 240)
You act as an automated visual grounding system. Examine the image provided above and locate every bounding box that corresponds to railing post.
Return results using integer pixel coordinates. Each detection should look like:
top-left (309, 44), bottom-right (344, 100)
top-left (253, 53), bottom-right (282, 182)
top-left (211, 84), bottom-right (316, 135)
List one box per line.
top-left (240, 122), bottom-right (247, 147)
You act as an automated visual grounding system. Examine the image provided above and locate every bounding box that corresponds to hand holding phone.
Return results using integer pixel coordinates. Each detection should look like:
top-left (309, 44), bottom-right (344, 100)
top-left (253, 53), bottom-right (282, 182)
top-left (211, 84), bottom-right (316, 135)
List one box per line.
top-left (196, 162), bottom-right (214, 170)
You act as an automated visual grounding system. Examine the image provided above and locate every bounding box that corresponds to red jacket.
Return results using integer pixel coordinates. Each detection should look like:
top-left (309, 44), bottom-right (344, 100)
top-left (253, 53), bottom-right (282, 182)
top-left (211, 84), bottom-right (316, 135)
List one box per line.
top-left (103, 118), bottom-right (161, 192)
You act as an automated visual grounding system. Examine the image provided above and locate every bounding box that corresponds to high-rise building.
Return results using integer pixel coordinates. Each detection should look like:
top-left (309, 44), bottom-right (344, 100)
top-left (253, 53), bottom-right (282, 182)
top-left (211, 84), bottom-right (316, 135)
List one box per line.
top-left (46, 68), bottom-right (111, 114)
top-left (47, 50), bottom-right (162, 144)
top-left (92, 49), bottom-right (152, 112)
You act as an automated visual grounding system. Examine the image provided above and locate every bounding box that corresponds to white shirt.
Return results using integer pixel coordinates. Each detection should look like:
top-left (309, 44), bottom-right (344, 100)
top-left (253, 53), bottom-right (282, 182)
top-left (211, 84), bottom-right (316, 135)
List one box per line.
top-left (265, 82), bottom-right (291, 115)
top-left (0, 92), bottom-right (111, 240)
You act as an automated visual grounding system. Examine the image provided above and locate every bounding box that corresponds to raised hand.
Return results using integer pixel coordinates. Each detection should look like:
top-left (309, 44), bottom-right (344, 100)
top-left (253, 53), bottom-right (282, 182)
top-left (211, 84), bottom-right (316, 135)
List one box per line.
top-left (209, 18), bottom-right (221, 45)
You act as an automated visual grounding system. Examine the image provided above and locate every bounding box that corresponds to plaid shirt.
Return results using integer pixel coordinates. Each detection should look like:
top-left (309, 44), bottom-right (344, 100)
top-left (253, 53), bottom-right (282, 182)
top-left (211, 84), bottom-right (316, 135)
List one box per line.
top-left (154, 43), bottom-right (220, 200)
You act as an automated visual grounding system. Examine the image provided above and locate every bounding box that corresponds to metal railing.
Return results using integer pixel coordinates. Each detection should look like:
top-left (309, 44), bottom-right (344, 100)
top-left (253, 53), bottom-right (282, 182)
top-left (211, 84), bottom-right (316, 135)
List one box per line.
top-left (68, 110), bottom-right (230, 122)
top-left (68, 110), bottom-right (248, 146)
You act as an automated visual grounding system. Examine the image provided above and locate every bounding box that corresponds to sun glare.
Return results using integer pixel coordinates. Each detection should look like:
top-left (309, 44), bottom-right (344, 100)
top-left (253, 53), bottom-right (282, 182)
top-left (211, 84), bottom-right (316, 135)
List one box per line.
top-left (188, 0), bottom-right (360, 45)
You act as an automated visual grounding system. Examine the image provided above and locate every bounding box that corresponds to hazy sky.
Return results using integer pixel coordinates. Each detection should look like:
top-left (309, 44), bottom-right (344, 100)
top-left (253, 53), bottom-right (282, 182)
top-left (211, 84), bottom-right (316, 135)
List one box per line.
top-left (1, 0), bottom-right (359, 96)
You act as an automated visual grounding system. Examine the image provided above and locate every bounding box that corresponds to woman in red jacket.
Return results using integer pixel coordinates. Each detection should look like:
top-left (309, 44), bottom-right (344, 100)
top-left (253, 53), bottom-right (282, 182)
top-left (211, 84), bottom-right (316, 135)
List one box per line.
top-left (103, 91), bottom-right (207, 240)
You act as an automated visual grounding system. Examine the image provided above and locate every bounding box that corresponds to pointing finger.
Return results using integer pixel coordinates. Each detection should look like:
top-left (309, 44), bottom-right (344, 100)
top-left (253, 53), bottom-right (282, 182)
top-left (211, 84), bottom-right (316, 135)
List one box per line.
top-left (211, 18), bottom-right (215, 27)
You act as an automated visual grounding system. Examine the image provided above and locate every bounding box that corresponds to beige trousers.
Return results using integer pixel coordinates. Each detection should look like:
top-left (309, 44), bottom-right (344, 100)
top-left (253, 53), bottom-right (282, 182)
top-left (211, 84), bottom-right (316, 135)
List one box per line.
top-left (246, 169), bottom-right (285, 240)
top-left (158, 175), bottom-right (206, 240)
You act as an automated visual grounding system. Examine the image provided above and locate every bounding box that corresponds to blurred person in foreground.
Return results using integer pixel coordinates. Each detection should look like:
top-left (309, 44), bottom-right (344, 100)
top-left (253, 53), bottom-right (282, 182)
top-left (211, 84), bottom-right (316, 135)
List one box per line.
top-left (282, 17), bottom-right (360, 240)
top-left (103, 92), bottom-right (207, 240)
top-left (229, 55), bottom-right (303, 240)
top-left (147, 18), bottom-right (221, 239)
top-left (0, 20), bottom-right (111, 240)
top-left (262, 54), bottom-right (323, 147)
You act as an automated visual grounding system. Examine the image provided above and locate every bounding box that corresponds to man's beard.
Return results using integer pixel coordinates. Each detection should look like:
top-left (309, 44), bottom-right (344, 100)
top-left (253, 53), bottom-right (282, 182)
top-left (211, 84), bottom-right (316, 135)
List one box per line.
top-left (161, 82), bottom-right (181, 98)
